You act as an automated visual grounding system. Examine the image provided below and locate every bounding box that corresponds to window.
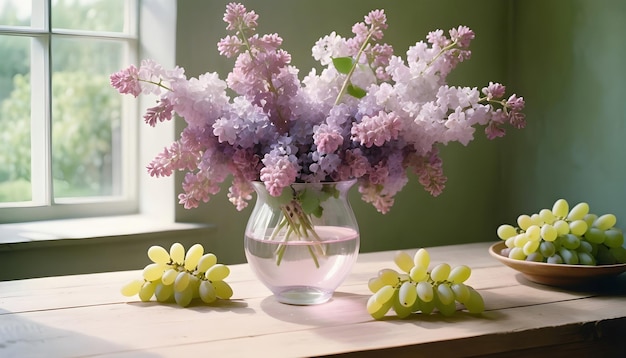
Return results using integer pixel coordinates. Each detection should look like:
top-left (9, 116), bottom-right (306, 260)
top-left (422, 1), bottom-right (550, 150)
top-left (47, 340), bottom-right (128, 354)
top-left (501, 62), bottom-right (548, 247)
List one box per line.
top-left (0, 0), bottom-right (140, 223)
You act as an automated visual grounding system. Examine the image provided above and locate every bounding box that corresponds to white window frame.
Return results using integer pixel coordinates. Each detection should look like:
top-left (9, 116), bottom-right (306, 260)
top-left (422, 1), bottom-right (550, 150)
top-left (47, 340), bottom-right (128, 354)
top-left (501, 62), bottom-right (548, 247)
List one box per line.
top-left (0, 0), bottom-right (177, 224)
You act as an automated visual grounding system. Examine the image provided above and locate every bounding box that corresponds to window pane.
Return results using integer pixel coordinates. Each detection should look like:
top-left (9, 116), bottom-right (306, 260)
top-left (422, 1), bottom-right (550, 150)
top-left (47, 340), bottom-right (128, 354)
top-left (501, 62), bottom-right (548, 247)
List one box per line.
top-left (0, 0), bottom-right (31, 27)
top-left (0, 35), bottom-right (31, 203)
top-left (51, 37), bottom-right (124, 199)
top-left (52, 0), bottom-right (127, 32)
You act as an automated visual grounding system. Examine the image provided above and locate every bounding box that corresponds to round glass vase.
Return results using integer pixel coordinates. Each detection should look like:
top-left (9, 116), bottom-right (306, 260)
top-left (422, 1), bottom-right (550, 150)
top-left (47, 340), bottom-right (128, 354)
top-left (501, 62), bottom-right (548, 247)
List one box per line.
top-left (244, 180), bottom-right (360, 305)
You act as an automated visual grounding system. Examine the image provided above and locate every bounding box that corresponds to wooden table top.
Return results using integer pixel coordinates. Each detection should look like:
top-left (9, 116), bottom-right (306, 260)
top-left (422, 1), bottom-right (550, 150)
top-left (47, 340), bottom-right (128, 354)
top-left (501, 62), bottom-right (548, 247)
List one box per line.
top-left (1, 241), bottom-right (625, 358)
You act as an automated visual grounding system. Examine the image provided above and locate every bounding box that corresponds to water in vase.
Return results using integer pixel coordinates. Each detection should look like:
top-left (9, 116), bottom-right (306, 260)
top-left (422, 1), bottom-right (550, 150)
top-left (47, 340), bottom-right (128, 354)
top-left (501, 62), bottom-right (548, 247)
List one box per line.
top-left (245, 226), bottom-right (359, 305)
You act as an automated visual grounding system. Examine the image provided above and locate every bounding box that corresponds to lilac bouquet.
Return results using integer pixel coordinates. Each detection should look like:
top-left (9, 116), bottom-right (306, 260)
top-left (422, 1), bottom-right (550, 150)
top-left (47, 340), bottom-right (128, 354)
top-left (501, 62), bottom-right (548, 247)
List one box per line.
top-left (111, 3), bottom-right (525, 216)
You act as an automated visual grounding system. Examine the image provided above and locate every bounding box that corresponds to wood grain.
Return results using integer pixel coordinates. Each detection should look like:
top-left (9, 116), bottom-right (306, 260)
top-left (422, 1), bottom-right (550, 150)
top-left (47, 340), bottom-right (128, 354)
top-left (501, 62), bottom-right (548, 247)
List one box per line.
top-left (1, 242), bottom-right (625, 357)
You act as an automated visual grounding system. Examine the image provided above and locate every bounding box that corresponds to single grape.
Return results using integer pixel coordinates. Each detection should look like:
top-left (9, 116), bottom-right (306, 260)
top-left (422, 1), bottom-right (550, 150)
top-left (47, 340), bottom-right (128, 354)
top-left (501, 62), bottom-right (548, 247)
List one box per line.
top-left (525, 252), bottom-right (544, 262)
top-left (430, 263), bottom-right (451, 283)
top-left (184, 243), bottom-right (204, 271)
top-left (540, 224), bottom-right (557, 242)
top-left (559, 248), bottom-right (579, 265)
top-left (433, 290), bottom-right (456, 317)
top-left (497, 224), bottom-right (517, 240)
top-left (553, 220), bottom-right (570, 236)
top-left (508, 247), bottom-right (526, 260)
top-left (154, 283), bottom-right (174, 302)
top-left (552, 199), bottom-right (569, 218)
top-left (368, 277), bottom-right (385, 293)
top-left (213, 280), bottom-right (233, 299)
top-left (569, 220), bottom-right (588, 236)
top-left (436, 283), bottom-right (455, 305)
top-left (583, 213), bottom-right (598, 228)
top-left (539, 241), bottom-right (556, 257)
top-left (161, 268), bottom-right (178, 285)
top-left (567, 202), bottom-right (589, 221)
top-left (523, 240), bottom-right (540, 256)
top-left (464, 287), bottom-right (485, 314)
top-left (139, 281), bottom-right (157, 301)
top-left (547, 254), bottom-right (563, 264)
top-left (377, 268), bottom-right (400, 286)
top-left (577, 240), bottom-right (593, 253)
top-left (530, 214), bottom-right (543, 227)
top-left (577, 252), bottom-right (596, 266)
top-left (189, 275), bottom-right (201, 299)
top-left (416, 281), bottom-right (434, 302)
top-left (539, 209), bottom-right (556, 224)
top-left (500, 247), bottom-right (511, 257)
top-left (448, 265), bottom-right (471, 284)
top-left (561, 234), bottom-right (581, 250)
top-left (413, 248), bottom-right (430, 269)
top-left (366, 294), bottom-right (383, 315)
top-left (199, 280), bottom-right (217, 304)
top-left (584, 227), bottom-right (606, 244)
top-left (604, 229), bottom-right (624, 248)
top-left (169, 242), bottom-right (185, 265)
top-left (373, 285), bottom-right (395, 305)
top-left (143, 263), bottom-right (166, 281)
top-left (451, 283), bottom-right (470, 303)
top-left (596, 245), bottom-right (617, 264)
top-left (417, 295), bottom-right (435, 314)
top-left (398, 281), bottom-right (417, 307)
top-left (409, 265), bottom-right (428, 282)
top-left (174, 271), bottom-right (191, 292)
top-left (525, 225), bottom-right (541, 241)
top-left (393, 251), bottom-right (415, 273)
top-left (197, 253), bottom-right (218, 273)
top-left (174, 285), bottom-right (194, 307)
top-left (121, 279), bottom-right (144, 297)
top-left (206, 264), bottom-right (230, 281)
top-left (513, 233), bottom-right (529, 248)
top-left (594, 214), bottom-right (617, 231)
top-left (517, 214), bottom-right (533, 231)
top-left (393, 297), bottom-right (415, 319)
top-left (504, 237), bottom-right (516, 248)
top-left (147, 245), bottom-right (170, 264)
top-left (367, 294), bottom-right (393, 319)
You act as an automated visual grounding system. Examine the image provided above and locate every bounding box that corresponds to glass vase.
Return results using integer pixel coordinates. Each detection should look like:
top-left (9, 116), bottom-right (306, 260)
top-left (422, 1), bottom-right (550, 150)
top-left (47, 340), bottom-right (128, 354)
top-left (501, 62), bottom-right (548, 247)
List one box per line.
top-left (244, 180), bottom-right (360, 305)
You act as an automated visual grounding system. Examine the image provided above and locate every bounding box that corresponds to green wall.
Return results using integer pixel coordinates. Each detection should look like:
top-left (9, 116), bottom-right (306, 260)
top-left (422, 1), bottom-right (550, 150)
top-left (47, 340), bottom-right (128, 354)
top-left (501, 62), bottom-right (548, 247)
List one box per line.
top-left (175, 0), bottom-right (512, 264)
top-left (502, 1), bottom-right (626, 226)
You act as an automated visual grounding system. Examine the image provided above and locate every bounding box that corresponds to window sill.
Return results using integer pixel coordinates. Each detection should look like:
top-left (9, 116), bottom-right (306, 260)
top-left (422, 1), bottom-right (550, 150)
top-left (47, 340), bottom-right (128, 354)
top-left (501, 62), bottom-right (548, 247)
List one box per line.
top-left (0, 215), bottom-right (215, 281)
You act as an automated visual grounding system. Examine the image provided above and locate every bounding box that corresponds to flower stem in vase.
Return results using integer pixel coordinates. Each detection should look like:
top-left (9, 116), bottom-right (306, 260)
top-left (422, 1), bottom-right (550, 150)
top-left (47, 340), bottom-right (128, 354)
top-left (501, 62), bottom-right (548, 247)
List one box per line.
top-left (272, 199), bottom-right (326, 268)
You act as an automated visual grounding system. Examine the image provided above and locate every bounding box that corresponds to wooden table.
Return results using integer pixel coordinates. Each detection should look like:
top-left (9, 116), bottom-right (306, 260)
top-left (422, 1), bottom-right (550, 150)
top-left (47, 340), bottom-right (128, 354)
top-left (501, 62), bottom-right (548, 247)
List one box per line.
top-left (1, 242), bottom-right (625, 358)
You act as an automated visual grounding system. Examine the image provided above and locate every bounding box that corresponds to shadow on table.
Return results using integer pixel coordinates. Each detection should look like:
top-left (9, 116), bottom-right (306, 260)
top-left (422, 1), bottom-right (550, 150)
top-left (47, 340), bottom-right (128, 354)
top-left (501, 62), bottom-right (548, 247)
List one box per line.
top-left (0, 308), bottom-right (161, 358)
top-left (259, 291), bottom-right (372, 326)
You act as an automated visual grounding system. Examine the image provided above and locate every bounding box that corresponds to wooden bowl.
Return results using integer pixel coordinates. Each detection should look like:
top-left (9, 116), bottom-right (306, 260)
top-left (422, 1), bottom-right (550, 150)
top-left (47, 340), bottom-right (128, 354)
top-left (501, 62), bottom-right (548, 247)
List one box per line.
top-left (488, 241), bottom-right (626, 287)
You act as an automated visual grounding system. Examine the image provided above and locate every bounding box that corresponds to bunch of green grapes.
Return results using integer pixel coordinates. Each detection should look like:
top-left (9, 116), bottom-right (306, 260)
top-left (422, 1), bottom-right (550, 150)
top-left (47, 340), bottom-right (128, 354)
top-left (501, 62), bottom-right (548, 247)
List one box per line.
top-left (497, 199), bottom-right (626, 265)
top-left (121, 242), bottom-right (233, 307)
top-left (366, 248), bottom-right (485, 319)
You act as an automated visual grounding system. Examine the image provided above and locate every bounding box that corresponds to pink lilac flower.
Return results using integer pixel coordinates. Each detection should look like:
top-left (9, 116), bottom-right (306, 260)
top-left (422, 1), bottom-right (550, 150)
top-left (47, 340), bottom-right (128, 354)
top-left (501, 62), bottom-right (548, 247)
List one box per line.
top-left (223, 2), bottom-right (258, 32)
top-left (143, 98), bottom-right (174, 127)
top-left (449, 26), bottom-right (475, 49)
top-left (482, 82), bottom-right (506, 100)
top-left (409, 148), bottom-right (447, 197)
top-left (351, 111), bottom-right (402, 147)
top-left (146, 140), bottom-right (199, 178)
top-left (109, 64), bottom-right (141, 97)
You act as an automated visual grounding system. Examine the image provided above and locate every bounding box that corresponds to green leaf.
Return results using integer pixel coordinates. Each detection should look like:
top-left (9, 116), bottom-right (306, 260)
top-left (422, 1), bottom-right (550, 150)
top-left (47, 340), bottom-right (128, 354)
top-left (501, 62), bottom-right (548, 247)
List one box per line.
top-left (332, 57), bottom-right (354, 74)
top-left (347, 84), bottom-right (367, 99)
top-left (298, 188), bottom-right (321, 215)
top-left (312, 205), bottom-right (324, 218)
